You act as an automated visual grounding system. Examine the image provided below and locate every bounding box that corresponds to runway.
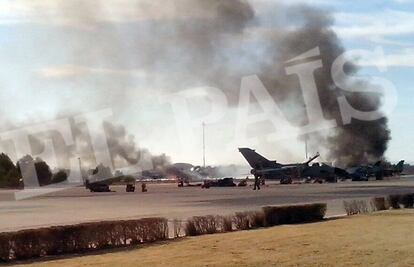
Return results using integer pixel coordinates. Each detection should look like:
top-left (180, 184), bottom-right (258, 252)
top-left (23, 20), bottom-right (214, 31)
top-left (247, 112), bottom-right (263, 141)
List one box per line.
top-left (0, 176), bottom-right (413, 232)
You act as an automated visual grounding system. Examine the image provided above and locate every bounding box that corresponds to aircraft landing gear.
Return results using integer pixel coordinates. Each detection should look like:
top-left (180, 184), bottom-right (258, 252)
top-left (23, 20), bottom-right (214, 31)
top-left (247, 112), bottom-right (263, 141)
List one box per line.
top-left (280, 177), bottom-right (293, 184)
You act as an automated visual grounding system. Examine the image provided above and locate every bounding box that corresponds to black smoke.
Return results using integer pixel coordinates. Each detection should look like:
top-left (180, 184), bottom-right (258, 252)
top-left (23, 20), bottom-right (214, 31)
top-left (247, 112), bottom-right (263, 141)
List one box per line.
top-left (31, 1), bottom-right (390, 168)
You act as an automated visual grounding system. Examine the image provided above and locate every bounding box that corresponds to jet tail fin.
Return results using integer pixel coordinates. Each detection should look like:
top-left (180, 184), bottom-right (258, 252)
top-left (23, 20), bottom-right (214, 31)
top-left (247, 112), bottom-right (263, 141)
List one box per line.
top-left (394, 160), bottom-right (405, 172)
top-left (238, 148), bottom-right (272, 169)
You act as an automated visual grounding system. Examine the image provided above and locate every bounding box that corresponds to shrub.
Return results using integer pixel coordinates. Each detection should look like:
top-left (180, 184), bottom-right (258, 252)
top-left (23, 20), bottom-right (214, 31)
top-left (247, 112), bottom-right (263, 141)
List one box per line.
top-left (184, 215), bottom-right (221, 236)
top-left (343, 200), bottom-right (370, 215)
top-left (231, 211), bottom-right (265, 231)
top-left (399, 194), bottom-right (414, 208)
top-left (222, 216), bottom-right (233, 232)
top-left (370, 197), bottom-right (388, 211)
top-left (249, 211), bottom-right (265, 229)
top-left (184, 218), bottom-right (198, 236)
top-left (262, 203), bottom-right (326, 226)
top-left (388, 195), bottom-right (401, 209)
top-left (233, 212), bottom-right (251, 230)
top-left (0, 217), bottom-right (168, 262)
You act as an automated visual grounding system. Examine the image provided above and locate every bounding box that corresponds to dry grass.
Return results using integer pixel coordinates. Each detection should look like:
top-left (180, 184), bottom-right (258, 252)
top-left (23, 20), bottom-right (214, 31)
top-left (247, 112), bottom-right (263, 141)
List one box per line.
top-left (14, 210), bottom-right (414, 267)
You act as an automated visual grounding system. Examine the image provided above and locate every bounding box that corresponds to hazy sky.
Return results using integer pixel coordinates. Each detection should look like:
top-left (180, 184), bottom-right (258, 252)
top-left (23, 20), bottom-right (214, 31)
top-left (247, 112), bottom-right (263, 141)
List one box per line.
top-left (0, 0), bottom-right (413, 167)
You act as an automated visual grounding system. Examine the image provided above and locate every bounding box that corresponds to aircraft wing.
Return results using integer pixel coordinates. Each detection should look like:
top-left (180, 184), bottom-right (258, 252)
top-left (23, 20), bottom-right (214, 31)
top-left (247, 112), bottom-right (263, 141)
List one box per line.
top-left (255, 165), bottom-right (297, 172)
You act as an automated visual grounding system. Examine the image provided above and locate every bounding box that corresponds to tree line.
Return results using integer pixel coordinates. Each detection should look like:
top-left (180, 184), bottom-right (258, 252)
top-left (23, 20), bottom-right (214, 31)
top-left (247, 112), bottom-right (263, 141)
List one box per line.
top-left (0, 153), bottom-right (68, 188)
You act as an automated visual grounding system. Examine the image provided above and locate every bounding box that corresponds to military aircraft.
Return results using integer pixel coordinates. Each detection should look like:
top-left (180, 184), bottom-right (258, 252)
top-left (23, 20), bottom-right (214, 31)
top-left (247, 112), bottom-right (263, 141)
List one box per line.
top-left (302, 162), bottom-right (349, 183)
top-left (83, 164), bottom-right (136, 192)
top-left (166, 163), bottom-right (205, 185)
top-left (167, 163), bottom-right (240, 188)
top-left (346, 166), bottom-right (369, 181)
top-left (347, 160), bottom-right (405, 181)
top-left (384, 160), bottom-right (405, 176)
top-left (346, 161), bottom-right (381, 181)
top-left (238, 147), bottom-right (345, 183)
top-left (84, 176), bottom-right (136, 192)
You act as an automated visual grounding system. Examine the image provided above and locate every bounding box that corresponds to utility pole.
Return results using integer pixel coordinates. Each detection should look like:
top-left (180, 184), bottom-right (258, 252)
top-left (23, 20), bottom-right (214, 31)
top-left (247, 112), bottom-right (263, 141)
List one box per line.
top-left (78, 157), bottom-right (85, 186)
top-left (202, 122), bottom-right (206, 168)
top-left (78, 157), bottom-right (82, 175)
top-left (305, 135), bottom-right (308, 160)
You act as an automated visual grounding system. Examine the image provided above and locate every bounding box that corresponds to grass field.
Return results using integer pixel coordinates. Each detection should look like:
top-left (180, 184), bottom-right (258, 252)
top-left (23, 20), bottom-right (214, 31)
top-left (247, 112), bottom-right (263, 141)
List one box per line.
top-left (14, 210), bottom-right (414, 267)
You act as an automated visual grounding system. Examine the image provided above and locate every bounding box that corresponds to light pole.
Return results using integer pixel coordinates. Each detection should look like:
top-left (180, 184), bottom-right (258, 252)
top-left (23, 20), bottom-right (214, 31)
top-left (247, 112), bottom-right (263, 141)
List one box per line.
top-left (305, 135), bottom-right (308, 160)
top-left (202, 122), bottom-right (206, 168)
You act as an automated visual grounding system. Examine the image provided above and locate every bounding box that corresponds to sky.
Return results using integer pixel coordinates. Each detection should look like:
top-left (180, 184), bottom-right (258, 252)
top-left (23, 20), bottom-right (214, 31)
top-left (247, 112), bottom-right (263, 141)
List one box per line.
top-left (0, 0), bottom-right (413, 167)
top-left (329, 0), bottom-right (414, 165)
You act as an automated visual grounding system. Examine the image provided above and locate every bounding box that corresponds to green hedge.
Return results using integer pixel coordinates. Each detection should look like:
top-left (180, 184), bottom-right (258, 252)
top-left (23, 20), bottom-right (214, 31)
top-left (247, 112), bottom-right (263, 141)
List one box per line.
top-left (0, 217), bottom-right (168, 262)
top-left (262, 203), bottom-right (327, 226)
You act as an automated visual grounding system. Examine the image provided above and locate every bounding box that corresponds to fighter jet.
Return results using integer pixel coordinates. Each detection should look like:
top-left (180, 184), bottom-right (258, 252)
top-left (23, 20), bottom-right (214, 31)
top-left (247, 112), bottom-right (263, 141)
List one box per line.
top-left (238, 147), bottom-right (330, 183)
top-left (168, 163), bottom-right (238, 188)
top-left (374, 160), bottom-right (405, 178)
top-left (167, 163), bottom-right (206, 184)
top-left (347, 161), bottom-right (382, 181)
top-left (346, 166), bottom-right (369, 181)
top-left (347, 160), bottom-right (405, 181)
top-left (384, 160), bottom-right (405, 176)
top-left (302, 162), bottom-right (349, 183)
top-left (83, 164), bottom-right (136, 192)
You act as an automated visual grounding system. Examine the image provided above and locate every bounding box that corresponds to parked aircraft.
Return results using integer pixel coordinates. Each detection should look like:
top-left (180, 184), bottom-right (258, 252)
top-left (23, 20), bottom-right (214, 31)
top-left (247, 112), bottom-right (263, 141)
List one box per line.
top-left (238, 147), bottom-right (345, 183)
top-left (347, 160), bottom-right (405, 181)
top-left (83, 164), bottom-right (136, 192)
top-left (384, 160), bottom-right (405, 176)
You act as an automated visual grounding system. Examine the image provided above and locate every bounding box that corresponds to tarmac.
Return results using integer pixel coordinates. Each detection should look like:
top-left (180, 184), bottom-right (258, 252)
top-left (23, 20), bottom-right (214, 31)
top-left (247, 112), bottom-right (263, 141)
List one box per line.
top-left (0, 176), bottom-right (413, 232)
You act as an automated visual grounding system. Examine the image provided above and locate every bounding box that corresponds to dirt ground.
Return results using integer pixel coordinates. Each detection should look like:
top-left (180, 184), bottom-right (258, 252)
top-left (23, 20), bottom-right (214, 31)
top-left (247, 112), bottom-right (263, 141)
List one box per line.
top-left (14, 210), bottom-right (414, 267)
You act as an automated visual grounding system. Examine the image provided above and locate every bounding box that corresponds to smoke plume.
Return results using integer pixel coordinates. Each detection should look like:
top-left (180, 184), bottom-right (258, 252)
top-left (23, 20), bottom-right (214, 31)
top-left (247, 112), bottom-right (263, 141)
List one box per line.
top-left (25, 0), bottom-right (391, 168)
top-left (102, 121), bottom-right (170, 170)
